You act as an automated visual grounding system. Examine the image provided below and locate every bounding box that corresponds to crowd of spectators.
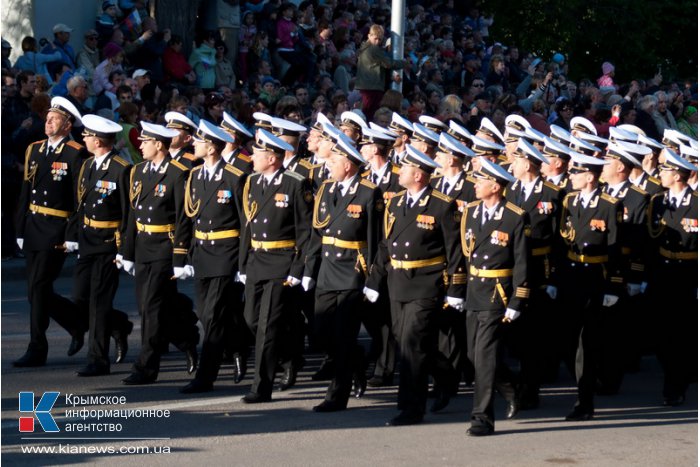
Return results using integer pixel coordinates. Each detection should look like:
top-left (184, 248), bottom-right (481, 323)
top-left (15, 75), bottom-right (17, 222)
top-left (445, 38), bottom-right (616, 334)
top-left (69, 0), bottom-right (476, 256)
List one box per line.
top-left (1, 0), bottom-right (698, 257)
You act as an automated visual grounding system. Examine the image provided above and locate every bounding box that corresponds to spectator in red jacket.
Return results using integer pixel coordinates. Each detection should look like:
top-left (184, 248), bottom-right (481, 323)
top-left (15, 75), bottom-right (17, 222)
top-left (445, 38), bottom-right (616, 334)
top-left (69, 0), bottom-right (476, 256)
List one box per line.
top-left (163, 35), bottom-right (196, 86)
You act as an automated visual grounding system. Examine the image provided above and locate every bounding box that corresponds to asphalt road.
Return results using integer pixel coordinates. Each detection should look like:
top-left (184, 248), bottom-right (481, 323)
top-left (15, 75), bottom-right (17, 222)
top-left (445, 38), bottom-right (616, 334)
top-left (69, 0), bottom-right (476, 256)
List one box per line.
top-left (1, 255), bottom-right (697, 466)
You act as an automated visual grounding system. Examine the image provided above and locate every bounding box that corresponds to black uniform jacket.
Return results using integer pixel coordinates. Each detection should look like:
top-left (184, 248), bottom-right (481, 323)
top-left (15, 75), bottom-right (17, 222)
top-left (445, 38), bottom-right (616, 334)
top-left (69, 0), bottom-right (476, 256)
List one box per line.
top-left (603, 181), bottom-right (650, 284)
top-left (307, 176), bottom-right (383, 291)
top-left (431, 171), bottom-right (477, 211)
top-left (505, 177), bottom-right (564, 284)
top-left (186, 159), bottom-right (247, 278)
top-left (240, 169), bottom-right (313, 282)
top-left (558, 188), bottom-right (624, 294)
top-left (123, 156), bottom-right (191, 267)
top-left (367, 187), bottom-right (467, 302)
top-left (285, 154), bottom-right (313, 179)
top-left (361, 161), bottom-right (402, 202)
top-left (171, 148), bottom-right (201, 170)
top-left (635, 172), bottom-right (664, 196)
top-left (647, 188), bottom-right (698, 280)
top-left (461, 199), bottom-right (530, 312)
top-left (74, 150), bottom-right (131, 256)
top-left (17, 137), bottom-right (88, 250)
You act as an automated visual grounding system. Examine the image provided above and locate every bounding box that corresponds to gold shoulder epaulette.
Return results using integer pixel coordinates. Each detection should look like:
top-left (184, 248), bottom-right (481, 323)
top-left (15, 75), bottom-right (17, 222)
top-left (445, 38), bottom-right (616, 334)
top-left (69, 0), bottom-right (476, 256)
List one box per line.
top-left (361, 169), bottom-right (370, 177)
top-left (360, 178), bottom-right (377, 189)
top-left (237, 153), bottom-right (252, 163)
top-left (600, 193), bottom-right (618, 204)
top-left (391, 165), bottom-right (401, 174)
top-left (299, 158), bottom-right (313, 169)
top-left (112, 155), bottom-right (130, 167)
top-left (66, 140), bottom-right (83, 150)
top-left (225, 164), bottom-right (244, 177)
top-left (543, 180), bottom-right (561, 192)
top-left (170, 159), bottom-right (188, 171)
top-left (648, 176), bottom-right (661, 185)
top-left (505, 202), bottom-right (525, 215)
top-left (563, 191), bottom-right (577, 207)
top-left (430, 174), bottom-right (443, 180)
top-left (183, 152), bottom-right (196, 161)
top-left (467, 200), bottom-right (481, 208)
top-left (630, 184), bottom-right (647, 196)
top-left (466, 174), bottom-right (478, 183)
top-left (285, 169), bottom-right (305, 182)
top-left (431, 190), bottom-right (451, 202)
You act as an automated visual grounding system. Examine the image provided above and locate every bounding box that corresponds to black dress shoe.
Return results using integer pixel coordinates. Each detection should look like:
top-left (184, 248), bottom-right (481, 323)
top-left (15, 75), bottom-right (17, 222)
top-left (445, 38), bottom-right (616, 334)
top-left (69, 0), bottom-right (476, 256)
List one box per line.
top-left (232, 353), bottom-right (247, 384)
top-left (67, 333), bottom-right (84, 356)
top-left (241, 392), bottom-right (272, 404)
top-left (185, 346), bottom-right (198, 374)
top-left (13, 353), bottom-right (46, 368)
top-left (467, 424), bottom-right (495, 436)
top-left (311, 360), bottom-right (334, 381)
top-left (386, 409), bottom-right (424, 426)
top-left (663, 395), bottom-right (685, 407)
top-left (114, 321), bottom-right (133, 364)
top-left (313, 400), bottom-right (347, 412)
top-left (180, 380), bottom-right (213, 394)
top-left (278, 367), bottom-right (298, 391)
top-left (367, 375), bottom-right (393, 387)
top-left (505, 400), bottom-right (519, 419)
top-left (77, 364), bottom-right (110, 377)
top-left (430, 390), bottom-right (451, 413)
top-left (565, 407), bottom-right (594, 421)
top-left (352, 372), bottom-right (367, 399)
top-left (122, 373), bottom-right (156, 385)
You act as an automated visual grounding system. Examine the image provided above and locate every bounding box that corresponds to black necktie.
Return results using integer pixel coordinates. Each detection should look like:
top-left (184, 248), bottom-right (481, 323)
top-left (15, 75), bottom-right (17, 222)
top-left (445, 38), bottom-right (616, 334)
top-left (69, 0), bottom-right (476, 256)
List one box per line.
top-left (262, 177), bottom-right (269, 193)
top-left (442, 182), bottom-right (450, 195)
top-left (520, 186), bottom-right (527, 203)
top-left (371, 173), bottom-right (378, 184)
top-left (607, 187), bottom-right (614, 195)
top-left (670, 197), bottom-right (678, 209)
top-left (406, 196), bottom-right (414, 209)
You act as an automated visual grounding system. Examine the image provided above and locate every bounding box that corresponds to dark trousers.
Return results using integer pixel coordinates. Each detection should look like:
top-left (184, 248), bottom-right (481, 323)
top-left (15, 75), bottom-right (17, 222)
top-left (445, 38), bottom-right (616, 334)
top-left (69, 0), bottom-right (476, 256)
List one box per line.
top-left (244, 278), bottom-right (296, 397)
top-left (72, 253), bottom-right (121, 368)
top-left (194, 275), bottom-right (236, 384)
top-left (279, 290), bottom-right (306, 372)
top-left (437, 306), bottom-right (471, 389)
top-left (25, 249), bottom-right (79, 357)
top-left (391, 297), bottom-right (455, 413)
top-left (223, 281), bottom-right (253, 358)
top-left (559, 265), bottom-right (605, 412)
top-left (466, 308), bottom-right (517, 428)
top-left (133, 259), bottom-right (198, 379)
top-left (314, 289), bottom-right (363, 405)
top-left (362, 285), bottom-right (396, 379)
top-left (652, 267), bottom-right (698, 400)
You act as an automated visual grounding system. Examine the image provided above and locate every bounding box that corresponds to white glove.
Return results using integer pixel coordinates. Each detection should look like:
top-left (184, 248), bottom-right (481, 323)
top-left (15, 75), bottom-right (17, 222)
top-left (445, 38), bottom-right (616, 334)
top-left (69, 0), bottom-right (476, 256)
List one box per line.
top-left (363, 287), bottom-right (379, 303)
top-left (446, 296), bottom-right (465, 311)
top-left (16, 238), bottom-right (24, 250)
top-left (504, 308), bottom-right (521, 321)
top-left (627, 283), bottom-right (641, 297)
top-left (302, 276), bottom-right (315, 291)
top-left (122, 260), bottom-right (135, 276)
top-left (545, 285), bottom-right (558, 300)
top-left (640, 281), bottom-right (648, 294)
top-left (285, 275), bottom-right (301, 287)
top-left (173, 267), bottom-right (187, 280)
top-left (236, 272), bottom-right (246, 284)
top-left (115, 254), bottom-right (124, 269)
top-left (602, 294), bottom-right (619, 307)
top-left (64, 241), bottom-right (79, 253)
top-left (184, 265), bottom-right (195, 279)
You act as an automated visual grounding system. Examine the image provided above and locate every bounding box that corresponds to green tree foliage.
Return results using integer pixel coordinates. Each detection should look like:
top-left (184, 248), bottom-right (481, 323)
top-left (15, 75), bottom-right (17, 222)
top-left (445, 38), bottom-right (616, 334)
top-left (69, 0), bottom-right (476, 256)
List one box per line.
top-left (486, 0), bottom-right (697, 81)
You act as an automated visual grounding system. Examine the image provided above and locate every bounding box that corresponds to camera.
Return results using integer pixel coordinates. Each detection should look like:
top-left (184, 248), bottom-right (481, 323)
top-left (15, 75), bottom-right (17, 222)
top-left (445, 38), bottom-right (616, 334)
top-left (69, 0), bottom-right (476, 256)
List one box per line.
top-left (39, 38), bottom-right (49, 47)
